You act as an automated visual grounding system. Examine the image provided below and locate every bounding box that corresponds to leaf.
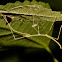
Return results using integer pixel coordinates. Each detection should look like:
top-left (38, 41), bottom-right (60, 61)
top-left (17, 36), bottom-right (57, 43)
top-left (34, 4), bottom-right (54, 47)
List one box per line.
top-left (23, 0), bottom-right (31, 5)
top-left (0, 5), bottom-right (62, 21)
top-left (0, 16), bottom-right (51, 49)
top-left (0, 0), bottom-right (50, 10)
top-left (0, 1), bottom-right (61, 52)
top-left (0, 4), bottom-right (60, 53)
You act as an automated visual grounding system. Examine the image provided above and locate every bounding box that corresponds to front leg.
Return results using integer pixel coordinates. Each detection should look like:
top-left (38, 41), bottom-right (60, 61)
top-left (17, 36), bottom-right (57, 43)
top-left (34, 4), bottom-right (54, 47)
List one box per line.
top-left (54, 25), bottom-right (62, 40)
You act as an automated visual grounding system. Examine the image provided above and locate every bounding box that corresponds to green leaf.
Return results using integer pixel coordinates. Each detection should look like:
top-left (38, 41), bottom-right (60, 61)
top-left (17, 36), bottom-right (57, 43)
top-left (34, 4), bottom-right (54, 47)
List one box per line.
top-left (0, 1), bottom-right (61, 52)
top-left (0, 16), bottom-right (51, 49)
top-left (0, 1), bottom-right (50, 10)
top-left (23, 0), bottom-right (31, 5)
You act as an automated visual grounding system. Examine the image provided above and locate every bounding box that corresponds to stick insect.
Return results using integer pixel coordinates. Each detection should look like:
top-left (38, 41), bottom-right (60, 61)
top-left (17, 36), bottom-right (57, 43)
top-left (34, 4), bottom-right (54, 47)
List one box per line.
top-left (0, 5), bottom-right (62, 49)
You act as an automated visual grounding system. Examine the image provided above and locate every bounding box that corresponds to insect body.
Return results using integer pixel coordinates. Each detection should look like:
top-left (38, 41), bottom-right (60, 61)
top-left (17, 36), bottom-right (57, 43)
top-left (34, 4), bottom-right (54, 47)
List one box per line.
top-left (0, 5), bottom-right (62, 49)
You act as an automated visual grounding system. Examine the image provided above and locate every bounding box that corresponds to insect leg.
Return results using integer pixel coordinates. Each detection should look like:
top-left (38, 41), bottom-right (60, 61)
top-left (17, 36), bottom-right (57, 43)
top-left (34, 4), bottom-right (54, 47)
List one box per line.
top-left (26, 33), bottom-right (62, 49)
top-left (45, 34), bottom-right (62, 49)
top-left (32, 15), bottom-right (38, 33)
top-left (3, 15), bottom-right (17, 40)
top-left (3, 15), bottom-right (28, 40)
top-left (37, 20), bottom-right (40, 34)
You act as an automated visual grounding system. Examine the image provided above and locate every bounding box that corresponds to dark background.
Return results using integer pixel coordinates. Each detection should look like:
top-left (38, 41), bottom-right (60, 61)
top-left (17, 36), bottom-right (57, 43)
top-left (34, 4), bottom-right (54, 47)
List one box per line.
top-left (0, 0), bottom-right (29, 5)
top-left (0, 0), bottom-right (47, 5)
